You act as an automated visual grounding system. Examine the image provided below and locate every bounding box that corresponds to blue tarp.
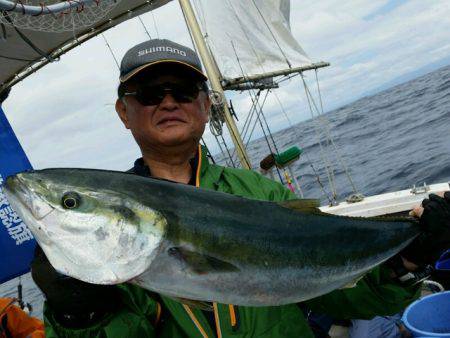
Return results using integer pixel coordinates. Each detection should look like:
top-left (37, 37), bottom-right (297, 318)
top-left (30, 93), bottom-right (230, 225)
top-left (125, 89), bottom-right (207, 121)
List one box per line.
top-left (0, 105), bottom-right (35, 284)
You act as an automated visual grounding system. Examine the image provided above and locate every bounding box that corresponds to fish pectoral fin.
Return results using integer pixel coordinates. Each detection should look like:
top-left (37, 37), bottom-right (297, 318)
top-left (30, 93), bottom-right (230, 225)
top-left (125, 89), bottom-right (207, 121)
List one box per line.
top-left (168, 247), bottom-right (239, 274)
top-left (340, 274), bottom-right (365, 289)
top-left (278, 199), bottom-right (321, 213)
top-left (170, 297), bottom-right (214, 311)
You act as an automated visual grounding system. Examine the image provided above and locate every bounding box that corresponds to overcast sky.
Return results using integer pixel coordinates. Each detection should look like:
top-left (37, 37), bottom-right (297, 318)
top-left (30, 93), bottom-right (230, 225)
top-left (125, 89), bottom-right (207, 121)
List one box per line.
top-left (3, 0), bottom-right (450, 170)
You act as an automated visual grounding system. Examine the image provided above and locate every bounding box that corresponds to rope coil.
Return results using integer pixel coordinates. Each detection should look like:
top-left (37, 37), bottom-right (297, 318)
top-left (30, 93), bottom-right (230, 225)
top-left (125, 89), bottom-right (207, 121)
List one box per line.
top-left (208, 90), bottom-right (226, 137)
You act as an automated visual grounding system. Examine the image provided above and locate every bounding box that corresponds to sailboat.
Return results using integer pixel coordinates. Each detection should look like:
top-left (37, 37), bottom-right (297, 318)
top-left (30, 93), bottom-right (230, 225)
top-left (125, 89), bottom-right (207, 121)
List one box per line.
top-left (0, 0), bottom-right (448, 314)
top-left (176, 0), bottom-right (449, 217)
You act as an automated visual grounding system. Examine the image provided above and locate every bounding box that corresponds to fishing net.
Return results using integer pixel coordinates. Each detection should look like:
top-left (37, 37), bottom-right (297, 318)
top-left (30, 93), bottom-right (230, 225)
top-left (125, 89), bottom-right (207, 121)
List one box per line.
top-left (0, 0), bottom-right (122, 32)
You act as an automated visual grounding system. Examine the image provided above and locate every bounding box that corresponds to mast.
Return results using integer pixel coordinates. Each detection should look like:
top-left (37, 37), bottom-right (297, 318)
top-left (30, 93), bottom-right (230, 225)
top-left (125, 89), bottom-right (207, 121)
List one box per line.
top-left (178, 0), bottom-right (252, 169)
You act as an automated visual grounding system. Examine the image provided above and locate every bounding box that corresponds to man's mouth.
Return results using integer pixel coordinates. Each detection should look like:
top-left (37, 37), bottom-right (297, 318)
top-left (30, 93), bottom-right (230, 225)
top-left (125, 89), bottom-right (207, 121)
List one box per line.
top-left (157, 117), bottom-right (186, 125)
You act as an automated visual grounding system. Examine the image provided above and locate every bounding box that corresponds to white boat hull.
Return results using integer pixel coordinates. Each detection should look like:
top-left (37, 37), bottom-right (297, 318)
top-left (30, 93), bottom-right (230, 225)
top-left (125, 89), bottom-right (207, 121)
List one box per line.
top-left (320, 182), bottom-right (450, 217)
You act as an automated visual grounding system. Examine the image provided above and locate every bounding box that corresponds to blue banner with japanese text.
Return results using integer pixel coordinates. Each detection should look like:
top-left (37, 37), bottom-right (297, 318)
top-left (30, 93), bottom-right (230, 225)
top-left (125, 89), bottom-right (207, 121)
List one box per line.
top-left (0, 105), bottom-right (35, 284)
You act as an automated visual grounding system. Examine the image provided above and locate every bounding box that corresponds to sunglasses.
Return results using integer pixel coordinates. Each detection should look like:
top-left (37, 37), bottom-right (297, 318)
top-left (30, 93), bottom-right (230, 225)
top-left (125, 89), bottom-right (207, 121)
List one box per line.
top-left (123, 82), bottom-right (204, 106)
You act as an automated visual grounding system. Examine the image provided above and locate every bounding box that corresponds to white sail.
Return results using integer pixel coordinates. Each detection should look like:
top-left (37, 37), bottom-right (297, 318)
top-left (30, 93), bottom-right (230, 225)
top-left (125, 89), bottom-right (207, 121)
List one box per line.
top-left (277, 0), bottom-right (291, 27)
top-left (193, 0), bottom-right (313, 81)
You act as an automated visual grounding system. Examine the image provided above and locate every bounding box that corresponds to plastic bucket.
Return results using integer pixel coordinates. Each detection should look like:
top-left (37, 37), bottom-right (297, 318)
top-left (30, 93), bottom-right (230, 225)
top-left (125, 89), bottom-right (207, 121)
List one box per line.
top-left (402, 291), bottom-right (450, 337)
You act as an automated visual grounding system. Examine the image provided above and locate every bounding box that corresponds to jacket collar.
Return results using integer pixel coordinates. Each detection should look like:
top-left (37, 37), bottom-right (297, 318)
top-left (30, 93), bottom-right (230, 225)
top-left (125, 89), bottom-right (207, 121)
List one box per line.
top-left (198, 144), bottom-right (224, 189)
top-left (130, 144), bottom-right (223, 187)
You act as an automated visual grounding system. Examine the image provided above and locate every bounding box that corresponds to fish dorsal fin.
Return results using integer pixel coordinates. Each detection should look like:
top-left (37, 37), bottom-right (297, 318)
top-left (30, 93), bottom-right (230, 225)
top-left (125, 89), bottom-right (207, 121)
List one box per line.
top-left (168, 247), bottom-right (239, 275)
top-left (278, 199), bottom-right (321, 213)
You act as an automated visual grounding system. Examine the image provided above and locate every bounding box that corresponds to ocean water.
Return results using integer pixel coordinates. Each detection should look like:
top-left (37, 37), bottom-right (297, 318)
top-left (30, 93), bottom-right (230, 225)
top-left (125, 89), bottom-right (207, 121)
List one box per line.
top-left (231, 64), bottom-right (450, 202)
top-left (1, 65), bottom-right (450, 321)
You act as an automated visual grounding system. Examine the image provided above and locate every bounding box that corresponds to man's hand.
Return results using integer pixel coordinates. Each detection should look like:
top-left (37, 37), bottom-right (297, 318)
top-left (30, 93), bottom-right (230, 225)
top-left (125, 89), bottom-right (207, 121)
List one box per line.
top-left (31, 246), bottom-right (121, 328)
top-left (402, 191), bottom-right (450, 267)
top-left (409, 191), bottom-right (448, 218)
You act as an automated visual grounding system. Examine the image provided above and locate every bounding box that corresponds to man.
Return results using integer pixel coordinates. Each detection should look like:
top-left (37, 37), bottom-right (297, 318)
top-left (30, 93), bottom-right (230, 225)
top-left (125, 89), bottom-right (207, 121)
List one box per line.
top-left (32, 39), bottom-right (450, 337)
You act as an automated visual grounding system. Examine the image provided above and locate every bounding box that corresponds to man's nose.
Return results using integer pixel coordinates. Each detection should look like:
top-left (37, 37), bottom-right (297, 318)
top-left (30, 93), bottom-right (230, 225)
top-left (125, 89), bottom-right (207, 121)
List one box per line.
top-left (159, 93), bottom-right (178, 109)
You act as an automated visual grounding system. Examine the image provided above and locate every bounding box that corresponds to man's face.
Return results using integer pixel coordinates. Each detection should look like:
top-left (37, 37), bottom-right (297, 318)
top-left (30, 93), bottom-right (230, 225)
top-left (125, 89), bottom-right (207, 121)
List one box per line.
top-left (116, 71), bottom-right (210, 150)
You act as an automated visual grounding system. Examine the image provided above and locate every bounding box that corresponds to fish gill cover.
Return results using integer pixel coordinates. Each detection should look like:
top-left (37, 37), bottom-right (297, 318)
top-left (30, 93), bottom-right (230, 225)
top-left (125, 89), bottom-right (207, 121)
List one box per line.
top-left (0, 105), bottom-right (35, 284)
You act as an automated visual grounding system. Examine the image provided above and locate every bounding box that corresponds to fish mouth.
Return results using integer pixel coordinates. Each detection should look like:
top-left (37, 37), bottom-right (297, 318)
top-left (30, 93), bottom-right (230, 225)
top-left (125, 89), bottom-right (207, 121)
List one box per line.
top-left (4, 173), bottom-right (55, 221)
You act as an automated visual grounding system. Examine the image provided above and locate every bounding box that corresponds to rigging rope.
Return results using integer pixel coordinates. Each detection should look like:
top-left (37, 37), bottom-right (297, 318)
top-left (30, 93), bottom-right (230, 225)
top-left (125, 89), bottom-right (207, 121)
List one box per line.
top-left (226, 42), bottom-right (261, 154)
top-left (202, 91), bottom-right (236, 167)
top-left (314, 70), bottom-right (325, 116)
top-left (254, 104), bottom-right (284, 183)
top-left (249, 91), bottom-right (288, 184)
top-left (137, 15), bottom-right (151, 40)
top-left (275, 72), bottom-right (301, 86)
top-left (101, 32), bottom-right (119, 70)
top-left (228, 30), bottom-right (289, 182)
top-left (302, 73), bottom-right (359, 197)
top-left (300, 73), bottom-right (338, 203)
top-left (250, 0), bottom-right (291, 68)
top-left (241, 91), bottom-right (262, 143)
top-left (229, 40), bottom-right (263, 146)
top-left (271, 88), bottom-right (333, 204)
top-left (314, 69), bottom-right (358, 195)
top-left (219, 133), bottom-right (236, 168)
top-left (206, 89), bottom-right (239, 168)
top-left (243, 90), bottom-right (269, 147)
top-left (225, 0), bottom-right (266, 75)
top-left (229, 40), bottom-right (286, 182)
top-left (151, 10), bottom-right (159, 39)
top-left (258, 98), bottom-right (281, 155)
top-left (225, 13), bottom-right (280, 160)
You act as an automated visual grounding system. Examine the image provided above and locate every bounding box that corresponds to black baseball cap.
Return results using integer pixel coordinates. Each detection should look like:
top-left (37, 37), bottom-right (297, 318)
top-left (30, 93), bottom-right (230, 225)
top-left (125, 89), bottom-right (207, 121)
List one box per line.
top-left (119, 39), bottom-right (207, 83)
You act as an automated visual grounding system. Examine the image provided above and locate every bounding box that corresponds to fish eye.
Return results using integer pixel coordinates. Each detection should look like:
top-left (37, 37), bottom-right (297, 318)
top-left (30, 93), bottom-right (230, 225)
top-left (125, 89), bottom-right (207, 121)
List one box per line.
top-left (61, 192), bottom-right (81, 209)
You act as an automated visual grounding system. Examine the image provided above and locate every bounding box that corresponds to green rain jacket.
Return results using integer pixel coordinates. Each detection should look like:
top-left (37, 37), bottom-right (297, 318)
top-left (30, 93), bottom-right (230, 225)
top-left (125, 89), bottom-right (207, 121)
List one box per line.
top-left (44, 146), bottom-right (420, 338)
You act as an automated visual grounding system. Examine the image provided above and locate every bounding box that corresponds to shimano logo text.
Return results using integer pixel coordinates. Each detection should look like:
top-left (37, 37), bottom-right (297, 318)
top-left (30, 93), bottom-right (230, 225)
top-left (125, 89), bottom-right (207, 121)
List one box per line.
top-left (138, 46), bottom-right (187, 57)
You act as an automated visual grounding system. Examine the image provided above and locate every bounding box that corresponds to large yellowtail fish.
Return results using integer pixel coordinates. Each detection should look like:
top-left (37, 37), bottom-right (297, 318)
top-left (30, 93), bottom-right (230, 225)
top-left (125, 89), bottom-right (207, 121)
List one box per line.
top-left (3, 169), bottom-right (419, 306)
